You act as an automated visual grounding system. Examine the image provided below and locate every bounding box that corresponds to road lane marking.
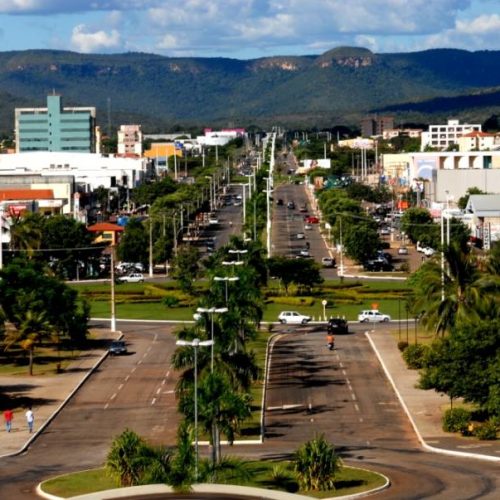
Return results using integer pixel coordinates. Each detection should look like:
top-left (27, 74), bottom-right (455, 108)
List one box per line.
top-left (164, 390), bottom-right (175, 394)
top-left (339, 362), bottom-right (344, 368)
top-left (125, 375), bottom-right (130, 382)
top-left (110, 393), bottom-right (117, 400)
top-left (118, 384), bottom-right (123, 391)
top-left (267, 404), bottom-right (303, 410)
top-left (137, 360), bottom-right (142, 365)
top-left (156, 388), bottom-right (161, 395)
top-left (342, 370), bottom-right (347, 376)
top-left (351, 393), bottom-right (356, 401)
top-left (161, 379), bottom-right (166, 385)
top-left (359, 417), bottom-right (364, 423)
top-left (354, 404), bottom-right (360, 412)
top-left (166, 371), bottom-right (170, 377)
top-left (104, 403), bottom-right (109, 410)
top-left (151, 398), bottom-right (156, 405)
top-left (131, 367), bottom-right (136, 373)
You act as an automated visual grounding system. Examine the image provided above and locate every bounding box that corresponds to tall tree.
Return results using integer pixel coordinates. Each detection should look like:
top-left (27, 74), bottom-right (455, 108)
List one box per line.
top-left (117, 217), bottom-right (149, 265)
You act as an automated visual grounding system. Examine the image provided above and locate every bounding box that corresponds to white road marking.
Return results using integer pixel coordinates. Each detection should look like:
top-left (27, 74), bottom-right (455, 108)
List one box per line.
top-left (146, 346), bottom-right (152, 353)
top-left (354, 404), bottom-right (360, 412)
top-left (137, 360), bottom-right (142, 365)
top-left (118, 384), bottom-right (123, 391)
top-left (164, 390), bottom-right (175, 394)
top-left (166, 371), bottom-right (170, 377)
top-left (359, 417), bottom-right (364, 423)
top-left (104, 403), bottom-right (109, 410)
top-left (267, 404), bottom-right (303, 411)
top-left (339, 362), bottom-right (344, 368)
top-left (156, 388), bottom-right (161, 395)
top-left (345, 378), bottom-right (350, 385)
top-left (351, 393), bottom-right (356, 401)
top-left (110, 393), bottom-right (117, 400)
top-left (131, 367), bottom-right (136, 373)
top-left (125, 375), bottom-right (130, 382)
top-left (342, 370), bottom-right (347, 376)
top-left (161, 379), bottom-right (166, 385)
top-left (151, 398), bottom-right (156, 405)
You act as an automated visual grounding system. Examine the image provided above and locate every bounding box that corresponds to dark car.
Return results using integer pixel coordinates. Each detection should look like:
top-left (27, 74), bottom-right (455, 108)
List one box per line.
top-left (109, 340), bottom-right (127, 355)
top-left (363, 258), bottom-right (394, 272)
top-left (276, 198), bottom-right (284, 206)
top-left (327, 318), bottom-right (349, 334)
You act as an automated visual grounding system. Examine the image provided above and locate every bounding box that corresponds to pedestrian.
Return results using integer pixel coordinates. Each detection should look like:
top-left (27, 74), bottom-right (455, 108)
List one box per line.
top-left (4, 409), bottom-right (13, 433)
top-left (25, 407), bottom-right (34, 433)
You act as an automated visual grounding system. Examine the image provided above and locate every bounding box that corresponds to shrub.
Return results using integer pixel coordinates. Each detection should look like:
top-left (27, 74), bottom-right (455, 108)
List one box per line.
top-left (402, 344), bottom-right (429, 369)
top-left (473, 420), bottom-right (498, 441)
top-left (271, 296), bottom-right (315, 306)
top-left (442, 408), bottom-right (471, 433)
top-left (162, 296), bottom-right (180, 308)
top-left (397, 341), bottom-right (409, 352)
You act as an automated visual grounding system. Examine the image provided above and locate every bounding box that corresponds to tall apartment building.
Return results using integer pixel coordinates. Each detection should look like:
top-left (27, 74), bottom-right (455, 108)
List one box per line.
top-left (361, 115), bottom-right (394, 137)
top-left (15, 94), bottom-right (97, 153)
top-left (117, 125), bottom-right (143, 155)
top-left (421, 119), bottom-right (482, 151)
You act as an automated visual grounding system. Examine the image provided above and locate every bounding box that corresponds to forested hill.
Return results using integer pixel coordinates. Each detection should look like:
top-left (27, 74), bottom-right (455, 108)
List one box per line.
top-left (0, 46), bottom-right (500, 134)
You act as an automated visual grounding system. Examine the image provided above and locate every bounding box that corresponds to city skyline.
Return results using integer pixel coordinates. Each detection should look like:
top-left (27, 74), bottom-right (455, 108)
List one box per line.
top-left (0, 0), bottom-right (498, 59)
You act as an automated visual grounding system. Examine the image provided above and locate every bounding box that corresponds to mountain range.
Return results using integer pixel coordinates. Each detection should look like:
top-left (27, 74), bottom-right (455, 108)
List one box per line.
top-left (0, 46), bottom-right (500, 135)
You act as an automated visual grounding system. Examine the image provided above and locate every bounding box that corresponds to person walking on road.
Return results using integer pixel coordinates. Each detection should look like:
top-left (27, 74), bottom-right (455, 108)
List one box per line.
top-left (4, 409), bottom-right (13, 432)
top-left (25, 407), bottom-right (34, 433)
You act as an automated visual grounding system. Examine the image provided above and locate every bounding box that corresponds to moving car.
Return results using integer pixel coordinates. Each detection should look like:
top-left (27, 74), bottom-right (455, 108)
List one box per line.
top-left (398, 246), bottom-right (409, 255)
top-left (287, 201), bottom-right (296, 209)
top-left (305, 216), bottom-right (319, 224)
top-left (327, 317), bottom-right (349, 334)
top-left (109, 340), bottom-right (127, 355)
top-left (278, 311), bottom-right (311, 325)
top-left (117, 273), bottom-right (144, 283)
top-left (321, 256), bottom-right (336, 268)
top-left (304, 223), bottom-right (313, 230)
top-left (363, 259), bottom-right (393, 272)
top-left (299, 248), bottom-right (310, 257)
top-left (358, 310), bottom-right (391, 323)
top-left (423, 247), bottom-right (436, 257)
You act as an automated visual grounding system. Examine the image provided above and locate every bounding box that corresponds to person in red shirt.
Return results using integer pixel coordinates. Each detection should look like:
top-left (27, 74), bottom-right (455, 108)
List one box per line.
top-left (4, 409), bottom-right (13, 433)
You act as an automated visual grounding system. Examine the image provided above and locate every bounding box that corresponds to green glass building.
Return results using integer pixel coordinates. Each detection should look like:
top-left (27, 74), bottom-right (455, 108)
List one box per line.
top-left (15, 95), bottom-right (97, 153)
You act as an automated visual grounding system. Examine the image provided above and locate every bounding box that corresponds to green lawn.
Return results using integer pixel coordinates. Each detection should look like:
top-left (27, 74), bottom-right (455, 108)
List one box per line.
top-left (40, 462), bottom-right (387, 499)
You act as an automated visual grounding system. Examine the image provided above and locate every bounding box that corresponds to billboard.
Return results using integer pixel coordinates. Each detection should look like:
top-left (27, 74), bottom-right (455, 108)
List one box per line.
top-left (302, 159), bottom-right (331, 169)
top-left (415, 157), bottom-right (437, 180)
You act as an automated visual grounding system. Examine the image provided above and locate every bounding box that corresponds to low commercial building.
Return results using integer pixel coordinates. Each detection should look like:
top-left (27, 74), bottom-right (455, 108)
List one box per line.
top-left (465, 194), bottom-right (500, 249)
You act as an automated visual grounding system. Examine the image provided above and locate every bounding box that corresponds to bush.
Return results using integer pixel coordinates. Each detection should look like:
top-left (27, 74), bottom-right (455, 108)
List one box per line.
top-left (162, 296), bottom-right (180, 308)
top-left (402, 344), bottom-right (429, 369)
top-left (442, 408), bottom-right (471, 433)
top-left (271, 296), bottom-right (315, 306)
top-left (473, 420), bottom-right (498, 441)
top-left (397, 341), bottom-right (409, 352)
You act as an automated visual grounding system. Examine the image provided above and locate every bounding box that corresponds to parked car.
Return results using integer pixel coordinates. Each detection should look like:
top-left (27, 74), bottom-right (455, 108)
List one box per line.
top-left (327, 317), bottom-right (349, 334)
top-left (276, 198), bottom-right (284, 206)
top-left (278, 311), bottom-right (311, 325)
top-left (423, 247), bottom-right (436, 257)
top-left (358, 310), bottom-right (391, 323)
top-left (305, 216), bottom-right (319, 224)
top-left (304, 223), bottom-right (313, 230)
top-left (208, 215), bottom-right (219, 225)
top-left (299, 204), bottom-right (308, 212)
top-left (379, 227), bottom-right (391, 236)
top-left (321, 257), bottom-right (336, 268)
top-left (109, 340), bottom-right (127, 355)
top-left (295, 232), bottom-right (305, 240)
top-left (299, 248), bottom-right (310, 257)
top-left (398, 246), bottom-right (409, 255)
top-left (287, 201), bottom-right (295, 209)
top-left (117, 273), bottom-right (145, 283)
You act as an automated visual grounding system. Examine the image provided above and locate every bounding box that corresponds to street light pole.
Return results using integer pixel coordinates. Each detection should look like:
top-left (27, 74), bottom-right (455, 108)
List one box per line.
top-left (213, 276), bottom-right (239, 305)
top-left (110, 245), bottom-right (116, 332)
top-left (175, 338), bottom-right (213, 481)
top-left (196, 307), bottom-right (227, 372)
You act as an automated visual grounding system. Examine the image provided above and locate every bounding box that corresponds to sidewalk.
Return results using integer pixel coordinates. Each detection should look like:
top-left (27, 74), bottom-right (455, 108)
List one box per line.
top-left (368, 331), bottom-right (500, 462)
top-left (0, 329), bottom-right (117, 458)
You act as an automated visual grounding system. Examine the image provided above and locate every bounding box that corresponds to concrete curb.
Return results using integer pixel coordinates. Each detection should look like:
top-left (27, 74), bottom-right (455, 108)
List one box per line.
top-left (366, 332), bottom-right (500, 463)
top-left (0, 332), bottom-right (122, 459)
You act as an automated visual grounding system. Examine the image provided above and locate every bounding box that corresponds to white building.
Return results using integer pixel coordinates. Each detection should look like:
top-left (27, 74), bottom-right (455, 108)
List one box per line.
top-left (0, 152), bottom-right (150, 192)
top-left (421, 119), bottom-right (482, 151)
top-left (457, 131), bottom-right (496, 152)
top-left (196, 128), bottom-right (246, 147)
top-left (117, 125), bottom-right (143, 156)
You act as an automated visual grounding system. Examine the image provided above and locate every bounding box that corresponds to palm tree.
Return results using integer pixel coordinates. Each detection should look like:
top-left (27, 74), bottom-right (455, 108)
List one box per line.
top-left (8, 213), bottom-right (43, 257)
top-left (409, 241), bottom-right (498, 336)
top-left (294, 434), bottom-right (342, 491)
top-left (4, 308), bottom-right (54, 375)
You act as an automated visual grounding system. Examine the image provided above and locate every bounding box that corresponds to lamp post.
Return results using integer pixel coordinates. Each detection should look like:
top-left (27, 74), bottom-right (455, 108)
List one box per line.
top-left (196, 307), bottom-right (227, 372)
top-left (175, 338), bottom-right (213, 481)
top-left (110, 245), bottom-right (116, 332)
top-left (322, 300), bottom-right (327, 322)
top-left (213, 276), bottom-right (239, 305)
top-left (228, 248), bottom-right (248, 264)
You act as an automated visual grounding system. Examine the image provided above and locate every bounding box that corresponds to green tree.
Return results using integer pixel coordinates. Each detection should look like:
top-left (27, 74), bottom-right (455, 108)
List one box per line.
top-left (267, 256), bottom-right (323, 294)
top-left (401, 208), bottom-right (435, 245)
top-left (294, 435), bottom-right (342, 491)
top-left (343, 220), bottom-right (380, 263)
top-left (132, 177), bottom-right (177, 207)
top-left (4, 306), bottom-right (54, 376)
top-left (408, 242), bottom-right (498, 336)
top-left (172, 246), bottom-right (200, 294)
top-left (420, 319), bottom-right (500, 416)
top-left (117, 217), bottom-right (148, 265)
top-left (8, 212), bottom-right (44, 256)
top-left (0, 258), bottom-right (89, 343)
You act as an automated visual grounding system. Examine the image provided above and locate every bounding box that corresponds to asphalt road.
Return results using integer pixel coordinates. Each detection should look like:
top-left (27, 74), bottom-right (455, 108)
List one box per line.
top-left (0, 322), bottom-right (181, 499)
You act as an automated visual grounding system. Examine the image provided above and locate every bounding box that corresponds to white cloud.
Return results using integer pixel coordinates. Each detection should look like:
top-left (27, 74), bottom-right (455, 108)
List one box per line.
top-left (70, 24), bottom-right (121, 53)
top-left (456, 13), bottom-right (500, 34)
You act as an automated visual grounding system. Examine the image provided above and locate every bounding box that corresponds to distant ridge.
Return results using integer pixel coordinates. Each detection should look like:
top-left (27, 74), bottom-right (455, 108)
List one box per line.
top-left (0, 47), bottom-right (499, 133)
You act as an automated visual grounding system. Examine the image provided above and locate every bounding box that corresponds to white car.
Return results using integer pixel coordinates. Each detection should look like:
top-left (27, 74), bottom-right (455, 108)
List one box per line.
top-left (423, 247), bottom-right (436, 257)
top-left (278, 311), bottom-right (311, 325)
top-left (358, 310), bottom-right (391, 323)
top-left (117, 273), bottom-right (144, 283)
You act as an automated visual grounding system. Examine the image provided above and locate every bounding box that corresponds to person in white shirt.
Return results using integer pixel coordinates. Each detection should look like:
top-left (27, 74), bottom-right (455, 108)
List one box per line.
top-left (25, 407), bottom-right (34, 433)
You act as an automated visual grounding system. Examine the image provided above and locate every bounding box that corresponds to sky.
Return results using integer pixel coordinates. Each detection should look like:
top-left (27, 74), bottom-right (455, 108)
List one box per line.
top-left (0, 0), bottom-right (499, 59)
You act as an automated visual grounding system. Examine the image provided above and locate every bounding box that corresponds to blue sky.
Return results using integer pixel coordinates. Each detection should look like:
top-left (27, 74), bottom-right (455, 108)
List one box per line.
top-left (0, 0), bottom-right (499, 59)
